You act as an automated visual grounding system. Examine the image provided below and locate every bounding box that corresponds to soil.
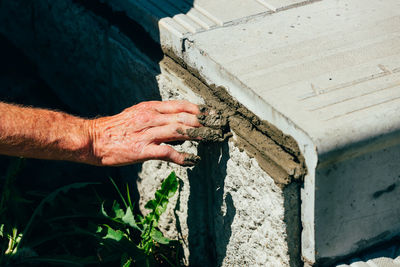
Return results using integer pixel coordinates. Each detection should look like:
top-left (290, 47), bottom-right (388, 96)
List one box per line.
top-left (160, 53), bottom-right (307, 187)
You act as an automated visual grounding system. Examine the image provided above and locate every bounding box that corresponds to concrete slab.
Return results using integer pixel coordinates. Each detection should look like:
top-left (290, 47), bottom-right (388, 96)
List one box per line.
top-left (156, 0), bottom-right (400, 264)
top-left (256, 0), bottom-right (318, 12)
top-left (187, 0), bottom-right (400, 155)
top-left (0, 1), bottom-right (302, 265)
top-left (190, 0), bottom-right (271, 26)
top-left (2, 0), bottom-right (399, 265)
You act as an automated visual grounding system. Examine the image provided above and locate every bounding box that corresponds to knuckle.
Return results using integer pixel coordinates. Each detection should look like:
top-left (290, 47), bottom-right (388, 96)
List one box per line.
top-left (159, 146), bottom-right (173, 159)
top-left (140, 113), bottom-right (152, 124)
top-left (177, 113), bottom-right (187, 124)
top-left (131, 142), bottom-right (146, 154)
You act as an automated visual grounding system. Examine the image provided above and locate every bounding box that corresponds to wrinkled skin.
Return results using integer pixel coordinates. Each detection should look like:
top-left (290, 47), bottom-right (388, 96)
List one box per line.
top-left (90, 100), bottom-right (202, 166)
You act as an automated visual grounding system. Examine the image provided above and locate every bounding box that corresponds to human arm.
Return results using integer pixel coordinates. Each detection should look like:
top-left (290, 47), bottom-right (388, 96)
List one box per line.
top-left (0, 100), bottom-right (202, 166)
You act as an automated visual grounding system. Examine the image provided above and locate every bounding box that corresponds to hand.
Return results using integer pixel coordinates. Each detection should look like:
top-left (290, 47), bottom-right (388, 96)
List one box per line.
top-left (89, 100), bottom-right (202, 166)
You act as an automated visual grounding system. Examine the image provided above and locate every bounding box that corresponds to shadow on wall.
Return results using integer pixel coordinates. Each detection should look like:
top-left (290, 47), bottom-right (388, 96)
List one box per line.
top-left (0, 0), bottom-right (194, 198)
top-left (187, 141), bottom-right (235, 267)
top-left (0, 33), bottom-right (121, 191)
top-left (0, 0), bottom-right (236, 265)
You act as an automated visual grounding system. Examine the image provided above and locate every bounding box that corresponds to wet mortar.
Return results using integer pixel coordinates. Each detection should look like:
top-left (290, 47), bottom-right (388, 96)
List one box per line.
top-left (182, 154), bottom-right (201, 166)
top-left (160, 53), bottom-right (304, 265)
top-left (160, 54), bottom-right (307, 187)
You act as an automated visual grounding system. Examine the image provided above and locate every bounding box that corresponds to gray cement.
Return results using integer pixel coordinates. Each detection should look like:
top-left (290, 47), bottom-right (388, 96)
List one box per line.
top-left (135, 70), bottom-right (302, 266)
top-left (315, 137), bottom-right (400, 265)
top-left (0, 1), bottom-right (303, 265)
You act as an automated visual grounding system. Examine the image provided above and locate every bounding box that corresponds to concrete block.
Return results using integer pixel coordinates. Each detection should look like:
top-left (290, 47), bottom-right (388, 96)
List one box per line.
top-left (135, 61), bottom-right (303, 266)
top-left (163, 0), bottom-right (400, 264)
top-left (2, 0), bottom-right (400, 265)
top-left (0, 1), bottom-right (304, 265)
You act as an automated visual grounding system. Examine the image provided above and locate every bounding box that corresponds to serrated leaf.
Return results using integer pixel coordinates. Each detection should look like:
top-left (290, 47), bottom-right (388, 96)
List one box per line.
top-left (122, 208), bottom-right (141, 232)
top-left (144, 172), bottom-right (178, 220)
top-left (150, 229), bottom-right (171, 245)
top-left (112, 202), bottom-right (125, 219)
top-left (155, 202), bottom-right (167, 217)
top-left (103, 225), bottom-right (124, 242)
top-left (160, 172), bottom-right (178, 199)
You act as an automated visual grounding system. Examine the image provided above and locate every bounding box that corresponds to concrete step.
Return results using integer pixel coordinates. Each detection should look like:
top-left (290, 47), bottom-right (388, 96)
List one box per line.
top-left (1, 0), bottom-right (399, 265)
top-left (155, 0), bottom-right (400, 265)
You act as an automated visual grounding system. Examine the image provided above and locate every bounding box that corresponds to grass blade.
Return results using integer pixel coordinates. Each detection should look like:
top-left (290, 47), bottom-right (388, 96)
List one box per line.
top-left (109, 177), bottom-right (128, 209)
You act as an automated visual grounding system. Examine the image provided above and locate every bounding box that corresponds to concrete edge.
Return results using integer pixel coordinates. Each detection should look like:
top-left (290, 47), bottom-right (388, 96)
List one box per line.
top-left (160, 54), bottom-right (305, 266)
top-left (160, 55), bottom-right (306, 186)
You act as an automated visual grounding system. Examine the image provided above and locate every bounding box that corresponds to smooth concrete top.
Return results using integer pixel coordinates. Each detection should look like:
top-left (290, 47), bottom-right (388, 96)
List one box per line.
top-left (103, 0), bottom-right (314, 40)
top-left (157, 4), bottom-right (400, 262)
top-left (158, 0), bottom-right (400, 157)
top-left (105, 0), bottom-right (400, 156)
top-left (101, 0), bottom-right (400, 264)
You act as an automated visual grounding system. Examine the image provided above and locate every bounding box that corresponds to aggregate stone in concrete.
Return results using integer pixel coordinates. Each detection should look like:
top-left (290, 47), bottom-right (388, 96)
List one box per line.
top-left (136, 73), bottom-right (296, 266)
top-left (0, 1), bottom-right (301, 266)
top-left (155, 0), bottom-right (400, 264)
top-left (3, 0), bottom-right (400, 265)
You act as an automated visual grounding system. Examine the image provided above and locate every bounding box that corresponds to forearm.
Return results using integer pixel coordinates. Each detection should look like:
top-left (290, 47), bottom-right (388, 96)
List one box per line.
top-left (0, 100), bottom-right (204, 167)
top-left (0, 102), bottom-right (94, 164)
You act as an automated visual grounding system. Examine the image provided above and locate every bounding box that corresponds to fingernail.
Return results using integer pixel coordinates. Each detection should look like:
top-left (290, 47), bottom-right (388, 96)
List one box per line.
top-left (183, 154), bottom-right (201, 166)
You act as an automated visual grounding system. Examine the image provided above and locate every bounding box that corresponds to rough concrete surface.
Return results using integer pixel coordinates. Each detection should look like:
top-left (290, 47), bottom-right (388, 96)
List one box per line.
top-left (160, 56), bottom-right (306, 187)
top-left (0, 1), bottom-right (304, 265)
top-left (135, 72), bottom-right (300, 266)
top-left (156, 0), bottom-right (400, 264)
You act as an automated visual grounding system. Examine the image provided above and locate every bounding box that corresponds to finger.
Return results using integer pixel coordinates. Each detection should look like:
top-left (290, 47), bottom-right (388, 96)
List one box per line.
top-left (154, 100), bottom-right (200, 115)
top-left (142, 144), bottom-right (200, 166)
top-left (146, 124), bottom-right (202, 143)
top-left (155, 112), bottom-right (202, 127)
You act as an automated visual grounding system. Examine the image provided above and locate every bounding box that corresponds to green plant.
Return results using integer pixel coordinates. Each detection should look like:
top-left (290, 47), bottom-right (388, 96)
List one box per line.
top-left (0, 158), bottom-right (29, 266)
top-left (0, 159), bottom-right (182, 267)
top-left (0, 181), bottom-right (100, 266)
top-left (99, 171), bottom-right (181, 266)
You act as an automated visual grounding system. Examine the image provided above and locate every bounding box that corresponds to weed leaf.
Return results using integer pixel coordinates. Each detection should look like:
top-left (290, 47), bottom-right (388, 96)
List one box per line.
top-left (122, 208), bottom-right (141, 231)
top-left (150, 228), bottom-right (171, 245)
top-left (112, 202), bottom-right (125, 219)
top-left (122, 258), bottom-right (132, 267)
top-left (102, 225), bottom-right (124, 242)
top-left (18, 182), bottom-right (99, 249)
top-left (109, 178), bottom-right (128, 209)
